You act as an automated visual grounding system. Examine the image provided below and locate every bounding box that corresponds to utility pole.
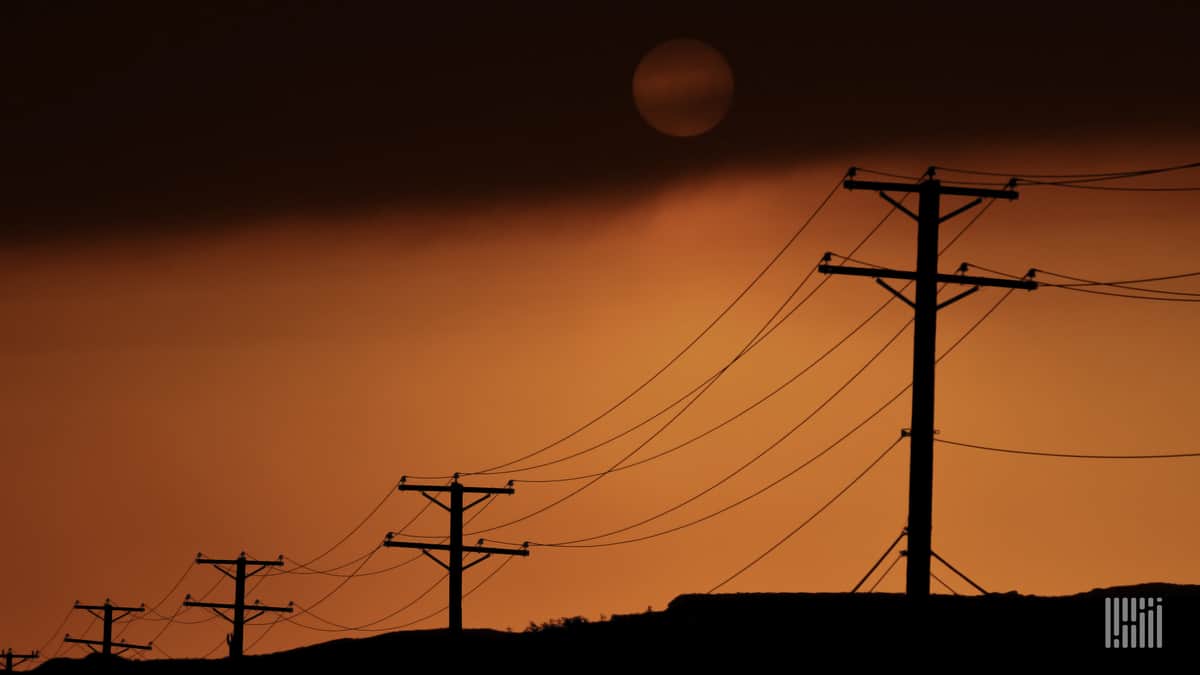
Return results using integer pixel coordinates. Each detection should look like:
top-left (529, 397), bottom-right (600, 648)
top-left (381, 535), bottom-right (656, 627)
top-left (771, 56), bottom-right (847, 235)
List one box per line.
top-left (2, 649), bottom-right (37, 671)
top-left (383, 476), bottom-right (529, 633)
top-left (63, 600), bottom-right (150, 656)
top-left (820, 168), bottom-right (1036, 600)
top-left (183, 553), bottom-right (293, 658)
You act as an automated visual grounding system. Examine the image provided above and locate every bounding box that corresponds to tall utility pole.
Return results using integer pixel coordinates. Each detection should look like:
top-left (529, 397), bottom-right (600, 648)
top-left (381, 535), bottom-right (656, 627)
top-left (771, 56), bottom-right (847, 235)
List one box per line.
top-left (820, 168), bottom-right (1036, 600)
top-left (63, 600), bottom-right (150, 656)
top-left (2, 649), bottom-right (38, 671)
top-left (383, 477), bottom-right (529, 633)
top-left (183, 553), bottom-right (293, 658)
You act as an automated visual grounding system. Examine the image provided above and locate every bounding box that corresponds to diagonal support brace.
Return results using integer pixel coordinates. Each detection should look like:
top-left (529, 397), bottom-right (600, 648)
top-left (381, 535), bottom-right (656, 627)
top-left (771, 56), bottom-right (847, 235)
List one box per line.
top-left (938, 197), bottom-right (983, 224)
top-left (930, 549), bottom-right (989, 595)
top-left (878, 191), bottom-right (919, 221)
top-left (876, 278), bottom-right (915, 308)
top-left (421, 492), bottom-right (451, 512)
top-left (936, 286), bottom-right (980, 310)
top-left (421, 549), bottom-right (450, 570)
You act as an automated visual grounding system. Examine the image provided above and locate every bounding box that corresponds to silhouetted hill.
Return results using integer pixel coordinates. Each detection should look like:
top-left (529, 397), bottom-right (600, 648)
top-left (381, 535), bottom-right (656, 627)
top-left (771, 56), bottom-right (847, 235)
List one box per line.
top-left (33, 584), bottom-right (1197, 671)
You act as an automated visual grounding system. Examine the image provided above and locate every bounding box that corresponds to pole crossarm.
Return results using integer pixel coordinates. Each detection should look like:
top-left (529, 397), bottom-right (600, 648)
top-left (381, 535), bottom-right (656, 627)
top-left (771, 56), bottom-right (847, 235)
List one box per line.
top-left (196, 556), bottom-right (283, 567)
top-left (845, 178), bottom-right (1019, 200)
top-left (819, 264), bottom-right (1038, 290)
top-left (73, 604), bottom-right (143, 613)
top-left (383, 541), bottom-right (529, 557)
top-left (62, 638), bottom-right (149, 651)
top-left (181, 600), bottom-right (291, 613)
top-left (2, 649), bottom-right (39, 671)
top-left (398, 481), bottom-right (516, 496)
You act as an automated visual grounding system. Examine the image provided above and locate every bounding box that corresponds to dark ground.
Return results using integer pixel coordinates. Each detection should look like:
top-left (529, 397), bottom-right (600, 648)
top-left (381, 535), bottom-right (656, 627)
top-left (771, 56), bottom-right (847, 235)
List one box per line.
top-left (31, 583), bottom-right (1197, 671)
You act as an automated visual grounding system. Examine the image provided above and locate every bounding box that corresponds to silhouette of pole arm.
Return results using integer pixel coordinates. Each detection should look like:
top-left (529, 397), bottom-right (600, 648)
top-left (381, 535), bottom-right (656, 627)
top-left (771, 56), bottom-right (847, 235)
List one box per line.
top-left (398, 477), bottom-right (515, 512)
top-left (2, 649), bottom-right (39, 671)
top-left (816, 264), bottom-right (1038, 290)
top-left (844, 177), bottom-right (1020, 200)
top-left (62, 637), bottom-right (150, 654)
top-left (182, 600), bottom-right (294, 613)
top-left (397, 480), bottom-right (516, 495)
top-left (64, 601), bottom-right (149, 656)
top-left (383, 539), bottom-right (530, 557)
top-left (74, 602), bottom-right (143, 613)
top-left (196, 554), bottom-right (284, 567)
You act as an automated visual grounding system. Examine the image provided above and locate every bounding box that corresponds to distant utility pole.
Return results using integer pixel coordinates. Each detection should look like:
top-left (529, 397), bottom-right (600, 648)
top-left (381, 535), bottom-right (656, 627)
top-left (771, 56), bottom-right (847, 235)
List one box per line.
top-left (183, 553), bottom-right (293, 659)
top-left (820, 168), bottom-right (1036, 600)
top-left (2, 649), bottom-right (38, 671)
top-left (383, 476), bottom-right (529, 633)
top-left (63, 600), bottom-right (151, 656)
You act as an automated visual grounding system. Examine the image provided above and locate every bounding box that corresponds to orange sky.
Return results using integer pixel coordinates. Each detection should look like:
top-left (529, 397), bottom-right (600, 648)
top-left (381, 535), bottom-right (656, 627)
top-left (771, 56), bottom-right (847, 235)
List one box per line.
top-left (3, 137), bottom-right (1199, 658)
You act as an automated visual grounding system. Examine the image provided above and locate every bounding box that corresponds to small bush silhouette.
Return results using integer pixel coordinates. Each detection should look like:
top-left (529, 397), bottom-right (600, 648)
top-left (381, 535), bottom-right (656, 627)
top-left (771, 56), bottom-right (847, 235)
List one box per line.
top-left (524, 615), bottom-right (590, 633)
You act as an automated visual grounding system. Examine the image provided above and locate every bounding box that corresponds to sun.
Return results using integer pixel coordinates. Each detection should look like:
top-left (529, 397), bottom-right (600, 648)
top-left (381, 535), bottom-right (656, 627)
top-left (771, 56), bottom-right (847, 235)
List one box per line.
top-left (632, 38), bottom-right (734, 138)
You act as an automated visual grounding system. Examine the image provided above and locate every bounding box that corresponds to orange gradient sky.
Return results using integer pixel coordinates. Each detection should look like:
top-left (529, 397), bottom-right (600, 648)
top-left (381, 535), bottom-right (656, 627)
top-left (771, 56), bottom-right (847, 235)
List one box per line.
top-left (3, 134), bottom-right (1199, 657)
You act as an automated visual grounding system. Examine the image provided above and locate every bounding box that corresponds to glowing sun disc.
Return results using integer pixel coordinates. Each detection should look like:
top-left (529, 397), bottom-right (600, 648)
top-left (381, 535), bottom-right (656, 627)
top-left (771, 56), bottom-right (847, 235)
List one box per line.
top-left (633, 38), bottom-right (734, 138)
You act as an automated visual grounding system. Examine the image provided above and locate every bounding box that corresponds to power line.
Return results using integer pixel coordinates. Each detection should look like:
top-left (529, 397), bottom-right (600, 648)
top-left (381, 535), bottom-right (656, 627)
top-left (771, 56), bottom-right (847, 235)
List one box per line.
top-left (284, 481), bottom-right (398, 572)
top-left (964, 263), bottom-right (1200, 303)
top-left (1020, 181), bottom-right (1200, 192)
top-left (34, 605), bottom-right (75, 659)
top-left (289, 554), bottom-right (517, 636)
top-left (932, 160), bottom-right (1200, 180)
top-left (114, 561), bottom-right (195, 641)
top-left (279, 547), bottom-right (380, 623)
top-left (868, 554), bottom-right (903, 593)
top-left (851, 526), bottom-right (906, 593)
top-left (937, 438), bottom-right (1200, 460)
top-left (939, 198), bottom-right (996, 255)
top-left (534, 315), bottom-right (914, 546)
top-left (290, 575), bottom-right (447, 633)
top-left (492, 388), bottom-right (909, 550)
top-left (1048, 284), bottom-right (1200, 302)
top-left (450, 175), bottom-right (848, 478)
top-left (930, 572), bottom-right (958, 595)
top-left (701, 286), bottom-right (1019, 590)
top-left (485, 286), bottom-right (1017, 552)
top-left (1033, 268), bottom-right (1200, 297)
top-left (201, 635), bottom-right (227, 659)
top-left (708, 434), bottom-right (904, 592)
top-left (513, 290), bottom-right (910, 485)
top-left (1038, 270), bottom-right (1200, 287)
top-left (465, 262), bottom-right (825, 479)
top-left (407, 174), bottom-right (900, 485)
top-left (457, 200), bottom-right (907, 533)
